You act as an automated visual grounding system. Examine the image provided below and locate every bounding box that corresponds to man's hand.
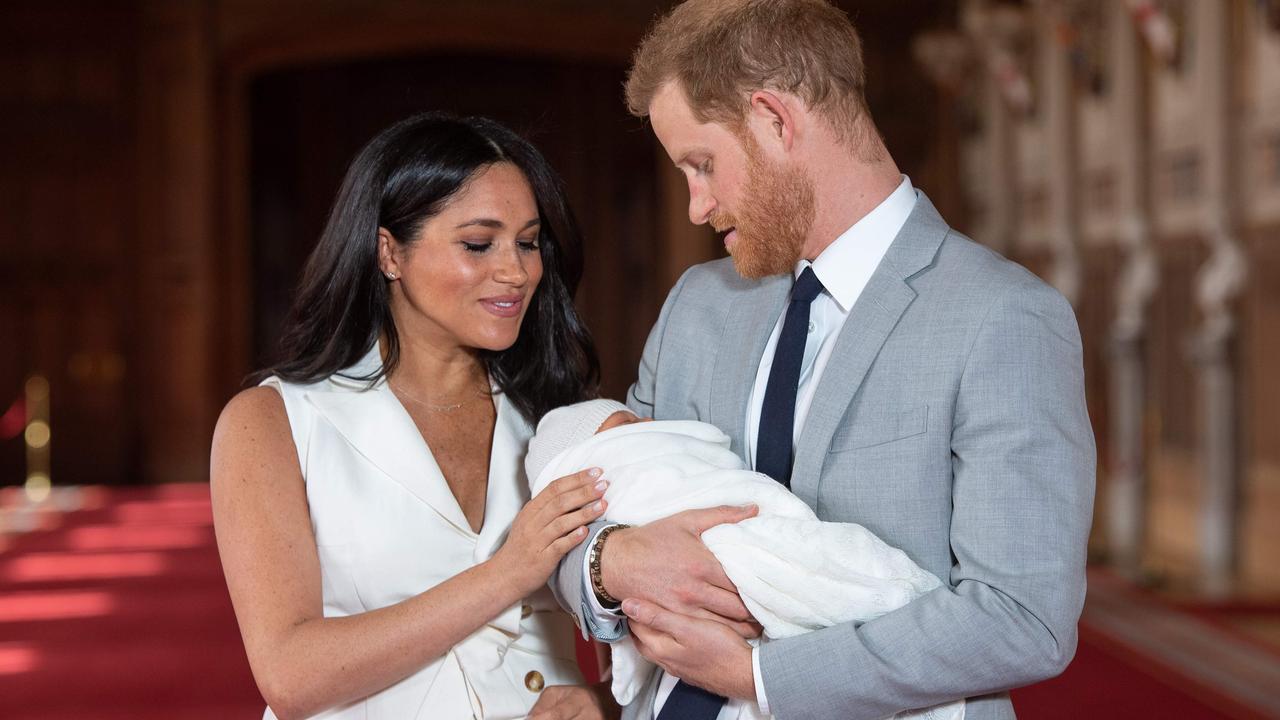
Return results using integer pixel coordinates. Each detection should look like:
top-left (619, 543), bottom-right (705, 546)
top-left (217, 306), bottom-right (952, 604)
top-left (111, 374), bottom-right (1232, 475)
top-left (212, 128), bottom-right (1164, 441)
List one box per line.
top-left (601, 505), bottom-right (761, 637)
top-left (623, 599), bottom-right (757, 701)
top-left (528, 682), bottom-right (619, 720)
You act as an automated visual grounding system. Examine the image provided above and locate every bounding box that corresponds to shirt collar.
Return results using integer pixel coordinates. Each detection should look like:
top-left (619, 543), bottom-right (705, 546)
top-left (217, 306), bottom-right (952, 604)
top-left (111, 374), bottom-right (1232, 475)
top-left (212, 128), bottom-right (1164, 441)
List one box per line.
top-left (798, 175), bottom-right (917, 312)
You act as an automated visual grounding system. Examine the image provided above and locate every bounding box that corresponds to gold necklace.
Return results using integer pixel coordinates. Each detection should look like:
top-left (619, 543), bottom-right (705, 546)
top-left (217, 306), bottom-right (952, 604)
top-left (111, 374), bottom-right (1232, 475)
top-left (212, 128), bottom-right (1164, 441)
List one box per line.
top-left (391, 381), bottom-right (490, 413)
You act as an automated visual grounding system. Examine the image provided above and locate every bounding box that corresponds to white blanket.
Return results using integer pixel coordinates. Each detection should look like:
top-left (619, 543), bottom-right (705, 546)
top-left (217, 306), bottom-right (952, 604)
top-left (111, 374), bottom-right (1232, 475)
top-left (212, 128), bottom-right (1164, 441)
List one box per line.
top-left (531, 420), bottom-right (964, 720)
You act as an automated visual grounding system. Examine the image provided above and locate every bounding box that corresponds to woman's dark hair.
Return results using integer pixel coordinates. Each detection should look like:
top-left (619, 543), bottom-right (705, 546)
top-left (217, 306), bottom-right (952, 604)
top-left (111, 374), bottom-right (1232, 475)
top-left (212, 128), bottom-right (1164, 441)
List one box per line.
top-left (255, 112), bottom-right (600, 424)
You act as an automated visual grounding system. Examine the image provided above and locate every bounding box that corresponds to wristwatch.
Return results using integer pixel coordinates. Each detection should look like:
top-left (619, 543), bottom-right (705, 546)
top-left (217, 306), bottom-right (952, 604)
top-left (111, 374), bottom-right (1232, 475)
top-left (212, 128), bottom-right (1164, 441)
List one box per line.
top-left (588, 523), bottom-right (630, 608)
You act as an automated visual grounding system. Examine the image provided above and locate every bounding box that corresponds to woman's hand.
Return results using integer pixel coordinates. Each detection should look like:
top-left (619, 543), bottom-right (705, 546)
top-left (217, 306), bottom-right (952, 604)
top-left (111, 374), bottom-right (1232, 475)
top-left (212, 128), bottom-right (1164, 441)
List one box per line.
top-left (528, 682), bottom-right (620, 720)
top-left (492, 468), bottom-right (609, 596)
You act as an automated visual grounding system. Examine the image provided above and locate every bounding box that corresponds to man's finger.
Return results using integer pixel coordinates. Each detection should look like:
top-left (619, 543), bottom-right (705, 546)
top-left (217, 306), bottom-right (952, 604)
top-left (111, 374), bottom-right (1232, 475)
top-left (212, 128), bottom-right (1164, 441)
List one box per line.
top-left (627, 598), bottom-right (707, 649)
top-left (691, 606), bottom-right (761, 639)
top-left (626, 601), bottom-right (688, 643)
top-left (685, 504), bottom-right (759, 534)
top-left (698, 583), bottom-right (753, 620)
top-left (623, 598), bottom-right (683, 634)
top-left (621, 598), bottom-right (663, 628)
top-left (631, 628), bottom-right (651, 656)
top-left (629, 623), bottom-right (657, 655)
top-left (629, 624), bottom-right (675, 673)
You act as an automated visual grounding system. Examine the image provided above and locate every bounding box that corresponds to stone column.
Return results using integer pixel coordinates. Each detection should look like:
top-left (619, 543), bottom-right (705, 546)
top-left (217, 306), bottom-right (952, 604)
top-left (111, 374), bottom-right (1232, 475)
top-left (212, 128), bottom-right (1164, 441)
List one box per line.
top-left (1037, 1), bottom-right (1083, 307)
top-left (956, 0), bottom-right (1027, 256)
top-left (982, 61), bottom-right (1018, 257)
top-left (1191, 0), bottom-right (1247, 598)
top-left (1107, 0), bottom-right (1159, 578)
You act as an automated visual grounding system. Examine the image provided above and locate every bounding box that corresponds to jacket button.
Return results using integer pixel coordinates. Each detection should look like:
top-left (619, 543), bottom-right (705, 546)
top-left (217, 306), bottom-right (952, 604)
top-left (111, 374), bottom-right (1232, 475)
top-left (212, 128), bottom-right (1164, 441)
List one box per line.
top-left (521, 603), bottom-right (533, 618)
top-left (524, 670), bottom-right (545, 692)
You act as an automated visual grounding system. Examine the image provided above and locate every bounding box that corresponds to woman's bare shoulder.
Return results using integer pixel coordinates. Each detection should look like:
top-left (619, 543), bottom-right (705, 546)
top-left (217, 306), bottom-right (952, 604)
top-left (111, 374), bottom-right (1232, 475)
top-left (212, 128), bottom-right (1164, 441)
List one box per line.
top-left (211, 387), bottom-right (297, 481)
top-left (217, 386), bottom-right (289, 436)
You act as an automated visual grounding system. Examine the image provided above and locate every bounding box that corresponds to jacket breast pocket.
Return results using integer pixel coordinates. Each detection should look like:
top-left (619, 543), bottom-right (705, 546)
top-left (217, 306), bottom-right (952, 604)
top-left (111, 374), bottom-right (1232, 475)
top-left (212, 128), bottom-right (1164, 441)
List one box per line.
top-left (828, 405), bottom-right (929, 453)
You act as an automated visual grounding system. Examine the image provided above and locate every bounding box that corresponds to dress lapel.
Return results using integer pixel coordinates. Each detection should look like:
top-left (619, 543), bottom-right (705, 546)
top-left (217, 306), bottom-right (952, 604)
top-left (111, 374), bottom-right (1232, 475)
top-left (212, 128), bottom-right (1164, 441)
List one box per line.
top-left (305, 346), bottom-right (475, 536)
top-left (789, 192), bottom-right (951, 508)
top-left (474, 392), bottom-right (532, 562)
top-left (709, 273), bottom-right (790, 459)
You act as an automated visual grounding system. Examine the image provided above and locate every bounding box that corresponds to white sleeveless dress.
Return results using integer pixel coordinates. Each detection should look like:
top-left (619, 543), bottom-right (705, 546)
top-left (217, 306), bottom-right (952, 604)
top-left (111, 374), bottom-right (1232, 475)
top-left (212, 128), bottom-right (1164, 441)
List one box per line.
top-left (261, 347), bottom-right (583, 719)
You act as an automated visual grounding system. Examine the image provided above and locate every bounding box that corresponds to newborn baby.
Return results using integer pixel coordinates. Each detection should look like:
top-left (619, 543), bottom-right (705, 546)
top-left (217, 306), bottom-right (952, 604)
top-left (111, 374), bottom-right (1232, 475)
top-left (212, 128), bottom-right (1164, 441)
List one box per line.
top-left (526, 399), bottom-right (964, 720)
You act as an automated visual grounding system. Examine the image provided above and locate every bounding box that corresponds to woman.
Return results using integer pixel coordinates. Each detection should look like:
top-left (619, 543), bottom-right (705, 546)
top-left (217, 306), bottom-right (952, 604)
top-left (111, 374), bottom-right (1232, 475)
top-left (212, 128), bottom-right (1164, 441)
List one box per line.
top-left (211, 113), bottom-right (616, 720)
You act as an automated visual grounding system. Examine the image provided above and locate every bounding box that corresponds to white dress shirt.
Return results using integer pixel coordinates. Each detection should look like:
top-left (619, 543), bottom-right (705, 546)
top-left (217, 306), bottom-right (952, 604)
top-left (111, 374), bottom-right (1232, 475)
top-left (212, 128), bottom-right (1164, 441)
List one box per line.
top-left (589, 176), bottom-right (918, 719)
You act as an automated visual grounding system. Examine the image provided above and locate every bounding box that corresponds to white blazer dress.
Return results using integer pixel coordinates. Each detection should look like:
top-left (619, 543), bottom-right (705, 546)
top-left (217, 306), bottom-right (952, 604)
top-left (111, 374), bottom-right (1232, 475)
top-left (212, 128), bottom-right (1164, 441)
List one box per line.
top-left (261, 347), bottom-right (583, 719)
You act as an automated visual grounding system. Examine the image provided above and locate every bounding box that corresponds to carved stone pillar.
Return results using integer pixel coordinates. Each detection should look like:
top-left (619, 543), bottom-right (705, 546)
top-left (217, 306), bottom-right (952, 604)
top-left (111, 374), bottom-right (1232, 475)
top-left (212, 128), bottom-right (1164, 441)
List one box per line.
top-left (913, 22), bottom-right (1013, 253)
top-left (981, 59), bottom-right (1018, 257)
top-left (954, 0), bottom-right (1031, 256)
top-left (1106, 0), bottom-right (1158, 578)
top-left (1037, 1), bottom-right (1083, 307)
top-left (1190, 0), bottom-right (1247, 598)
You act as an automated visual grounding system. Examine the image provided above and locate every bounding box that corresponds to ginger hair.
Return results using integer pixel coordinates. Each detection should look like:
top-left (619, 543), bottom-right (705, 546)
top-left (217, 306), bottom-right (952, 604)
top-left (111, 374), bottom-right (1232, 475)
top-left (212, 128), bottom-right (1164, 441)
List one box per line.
top-left (625, 0), bottom-right (871, 144)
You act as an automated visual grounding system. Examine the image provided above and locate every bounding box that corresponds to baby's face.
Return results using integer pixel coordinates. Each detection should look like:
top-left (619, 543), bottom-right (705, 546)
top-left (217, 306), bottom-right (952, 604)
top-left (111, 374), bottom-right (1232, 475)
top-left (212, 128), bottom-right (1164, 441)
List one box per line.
top-left (596, 410), bottom-right (651, 434)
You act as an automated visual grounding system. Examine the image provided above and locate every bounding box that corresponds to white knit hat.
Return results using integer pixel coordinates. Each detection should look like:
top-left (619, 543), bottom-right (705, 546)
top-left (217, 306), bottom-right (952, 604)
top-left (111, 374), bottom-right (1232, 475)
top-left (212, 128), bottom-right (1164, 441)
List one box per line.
top-left (525, 399), bottom-right (632, 488)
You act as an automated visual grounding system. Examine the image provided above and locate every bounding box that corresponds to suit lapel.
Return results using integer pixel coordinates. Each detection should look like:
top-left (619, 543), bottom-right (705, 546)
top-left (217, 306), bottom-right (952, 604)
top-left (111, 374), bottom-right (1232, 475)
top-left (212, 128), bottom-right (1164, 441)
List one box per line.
top-left (307, 379), bottom-right (475, 537)
top-left (789, 192), bottom-right (951, 508)
top-left (709, 274), bottom-right (790, 459)
top-left (789, 273), bottom-right (915, 507)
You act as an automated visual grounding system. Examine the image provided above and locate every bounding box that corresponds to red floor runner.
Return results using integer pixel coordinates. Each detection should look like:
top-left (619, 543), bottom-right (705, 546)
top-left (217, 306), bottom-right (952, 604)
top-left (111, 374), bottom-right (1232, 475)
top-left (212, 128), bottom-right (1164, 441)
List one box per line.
top-left (0, 485), bottom-right (1266, 719)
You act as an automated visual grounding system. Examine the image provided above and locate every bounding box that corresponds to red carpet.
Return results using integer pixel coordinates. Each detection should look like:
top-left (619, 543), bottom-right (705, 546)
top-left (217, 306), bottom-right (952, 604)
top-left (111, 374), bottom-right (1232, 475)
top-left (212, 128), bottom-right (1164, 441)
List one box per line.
top-left (1011, 625), bottom-right (1268, 720)
top-left (1, 485), bottom-right (1273, 719)
top-left (0, 485), bottom-right (261, 720)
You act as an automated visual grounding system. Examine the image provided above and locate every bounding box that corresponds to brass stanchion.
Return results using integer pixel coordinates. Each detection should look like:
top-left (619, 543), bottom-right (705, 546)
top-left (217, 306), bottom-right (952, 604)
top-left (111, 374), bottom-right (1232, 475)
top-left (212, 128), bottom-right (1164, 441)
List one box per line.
top-left (24, 376), bottom-right (51, 504)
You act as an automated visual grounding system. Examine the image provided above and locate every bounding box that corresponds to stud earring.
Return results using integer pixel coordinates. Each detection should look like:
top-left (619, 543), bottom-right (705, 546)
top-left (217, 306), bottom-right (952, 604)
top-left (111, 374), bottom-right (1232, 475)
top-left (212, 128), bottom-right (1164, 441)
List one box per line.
top-left (385, 272), bottom-right (396, 280)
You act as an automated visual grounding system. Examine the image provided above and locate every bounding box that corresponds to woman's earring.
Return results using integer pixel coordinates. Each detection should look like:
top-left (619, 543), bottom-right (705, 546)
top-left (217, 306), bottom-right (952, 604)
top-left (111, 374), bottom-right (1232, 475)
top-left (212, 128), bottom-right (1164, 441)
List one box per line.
top-left (385, 272), bottom-right (397, 280)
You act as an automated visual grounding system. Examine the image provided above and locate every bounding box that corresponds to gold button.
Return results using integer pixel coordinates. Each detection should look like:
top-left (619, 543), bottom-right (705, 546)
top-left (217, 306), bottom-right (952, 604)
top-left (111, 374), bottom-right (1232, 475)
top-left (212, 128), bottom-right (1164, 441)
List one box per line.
top-left (524, 670), bottom-right (544, 692)
top-left (520, 603), bottom-right (533, 619)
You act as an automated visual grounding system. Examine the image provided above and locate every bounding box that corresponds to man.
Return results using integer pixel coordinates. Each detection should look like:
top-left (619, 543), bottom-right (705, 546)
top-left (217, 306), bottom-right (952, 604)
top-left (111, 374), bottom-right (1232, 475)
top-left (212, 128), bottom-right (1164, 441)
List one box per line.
top-left (553, 1), bottom-right (1096, 718)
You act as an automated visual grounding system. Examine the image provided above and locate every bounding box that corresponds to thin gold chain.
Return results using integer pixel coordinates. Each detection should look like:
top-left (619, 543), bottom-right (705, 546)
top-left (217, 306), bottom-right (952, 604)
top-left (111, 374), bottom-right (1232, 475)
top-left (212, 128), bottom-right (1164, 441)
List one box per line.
top-left (390, 381), bottom-right (490, 413)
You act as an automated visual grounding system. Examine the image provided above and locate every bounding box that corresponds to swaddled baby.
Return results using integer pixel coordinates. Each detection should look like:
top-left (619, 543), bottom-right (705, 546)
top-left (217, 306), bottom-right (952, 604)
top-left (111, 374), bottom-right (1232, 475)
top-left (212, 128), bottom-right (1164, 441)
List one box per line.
top-left (526, 399), bottom-right (964, 720)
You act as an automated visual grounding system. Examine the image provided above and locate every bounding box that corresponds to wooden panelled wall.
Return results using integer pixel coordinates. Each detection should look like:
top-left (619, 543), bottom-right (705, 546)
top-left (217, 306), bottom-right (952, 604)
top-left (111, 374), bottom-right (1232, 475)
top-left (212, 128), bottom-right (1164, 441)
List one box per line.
top-left (0, 3), bottom-right (141, 486)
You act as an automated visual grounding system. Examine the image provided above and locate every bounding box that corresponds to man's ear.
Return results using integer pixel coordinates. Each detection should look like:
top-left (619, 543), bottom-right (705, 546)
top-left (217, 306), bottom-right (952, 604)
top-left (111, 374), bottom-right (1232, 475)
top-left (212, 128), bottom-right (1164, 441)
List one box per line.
top-left (377, 228), bottom-right (401, 280)
top-left (747, 90), bottom-right (798, 153)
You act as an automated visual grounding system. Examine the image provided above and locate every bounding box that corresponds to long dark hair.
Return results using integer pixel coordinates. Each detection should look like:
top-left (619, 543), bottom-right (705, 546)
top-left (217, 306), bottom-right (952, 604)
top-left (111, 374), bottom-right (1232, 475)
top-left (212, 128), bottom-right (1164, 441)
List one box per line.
top-left (256, 112), bottom-right (600, 424)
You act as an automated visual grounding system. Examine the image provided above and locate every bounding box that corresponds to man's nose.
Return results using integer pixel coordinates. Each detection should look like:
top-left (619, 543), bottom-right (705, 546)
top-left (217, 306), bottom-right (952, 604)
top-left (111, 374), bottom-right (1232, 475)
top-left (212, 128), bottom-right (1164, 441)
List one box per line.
top-left (687, 182), bottom-right (715, 225)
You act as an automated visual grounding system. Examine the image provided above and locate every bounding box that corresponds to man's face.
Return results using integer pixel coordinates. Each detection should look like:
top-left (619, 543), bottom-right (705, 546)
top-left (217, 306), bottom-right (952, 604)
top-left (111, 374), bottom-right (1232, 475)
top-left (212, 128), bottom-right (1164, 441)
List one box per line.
top-left (648, 82), bottom-right (816, 279)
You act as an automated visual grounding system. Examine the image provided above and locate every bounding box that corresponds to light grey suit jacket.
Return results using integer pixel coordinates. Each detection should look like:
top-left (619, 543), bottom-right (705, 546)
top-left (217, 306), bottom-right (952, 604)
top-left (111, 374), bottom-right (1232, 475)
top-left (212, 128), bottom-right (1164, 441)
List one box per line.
top-left (553, 193), bottom-right (1096, 719)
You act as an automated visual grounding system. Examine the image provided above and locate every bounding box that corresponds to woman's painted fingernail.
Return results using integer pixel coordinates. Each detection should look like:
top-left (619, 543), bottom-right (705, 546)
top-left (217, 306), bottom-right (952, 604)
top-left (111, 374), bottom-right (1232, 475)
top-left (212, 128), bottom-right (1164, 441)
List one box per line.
top-left (593, 501), bottom-right (605, 512)
top-left (588, 467), bottom-right (603, 478)
top-left (594, 479), bottom-right (609, 492)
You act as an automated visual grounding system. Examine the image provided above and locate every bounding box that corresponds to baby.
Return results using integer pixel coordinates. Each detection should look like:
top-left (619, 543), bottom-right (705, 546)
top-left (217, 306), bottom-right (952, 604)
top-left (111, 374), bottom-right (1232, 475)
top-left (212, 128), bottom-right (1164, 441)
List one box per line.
top-left (526, 399), bottom-right (964, 720)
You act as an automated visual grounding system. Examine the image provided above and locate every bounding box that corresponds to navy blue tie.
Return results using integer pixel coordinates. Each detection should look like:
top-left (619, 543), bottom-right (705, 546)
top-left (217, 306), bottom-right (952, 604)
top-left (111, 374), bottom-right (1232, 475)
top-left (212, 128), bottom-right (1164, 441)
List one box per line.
top-left (656, 270), bottom-right (825, 720)
top-left (755, 267), bottom-right (825, 487)
top-left (656, 681), bottom-right (726, 720)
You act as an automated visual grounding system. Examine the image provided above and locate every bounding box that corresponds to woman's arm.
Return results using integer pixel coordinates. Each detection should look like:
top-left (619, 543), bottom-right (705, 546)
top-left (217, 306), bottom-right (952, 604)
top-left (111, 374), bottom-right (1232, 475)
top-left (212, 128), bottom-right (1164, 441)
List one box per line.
top-left (211, 387), bottom-right (606, 720)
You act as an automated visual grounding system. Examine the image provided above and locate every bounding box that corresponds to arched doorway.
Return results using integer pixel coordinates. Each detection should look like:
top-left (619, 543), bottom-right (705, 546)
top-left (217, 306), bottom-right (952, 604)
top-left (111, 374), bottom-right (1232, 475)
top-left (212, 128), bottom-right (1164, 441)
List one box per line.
top-left (246, 52), bottom-right (667, 398)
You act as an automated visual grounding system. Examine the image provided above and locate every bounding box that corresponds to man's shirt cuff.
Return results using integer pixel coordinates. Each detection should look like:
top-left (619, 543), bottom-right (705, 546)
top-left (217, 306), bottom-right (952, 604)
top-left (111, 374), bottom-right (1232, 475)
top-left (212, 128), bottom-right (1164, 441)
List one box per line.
top-left (580, 523), bottom-right (628, 642)
top-left (752, 646), bottom-right (770, 714)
